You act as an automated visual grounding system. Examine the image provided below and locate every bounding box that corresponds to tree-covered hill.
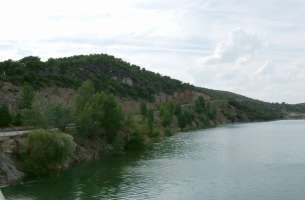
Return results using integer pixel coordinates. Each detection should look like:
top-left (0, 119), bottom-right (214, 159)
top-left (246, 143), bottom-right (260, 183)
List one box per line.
top-left (1, 53), bottom-right (305, 186)
top-left (199, 87), bottom-right (305, 121)
top-left (0, 54), bottom-right (191, 101)
top-left (0, 53), bottom-right (304, 122)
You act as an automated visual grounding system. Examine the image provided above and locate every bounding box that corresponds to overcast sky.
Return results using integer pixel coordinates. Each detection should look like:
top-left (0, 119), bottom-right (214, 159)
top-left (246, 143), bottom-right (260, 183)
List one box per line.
top-left (0, 0), bottom-right (305, 103)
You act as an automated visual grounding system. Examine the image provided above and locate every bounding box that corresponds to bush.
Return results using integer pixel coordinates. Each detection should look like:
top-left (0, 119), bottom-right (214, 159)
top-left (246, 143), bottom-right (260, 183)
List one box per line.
top-left (125, 128), bottom-right (146, 151)
top-left (140, 102), bottom-right (147, 117)
top-left (73, 80), bottom-right (95, 115)
top-left (0, 104), bottom-right (11, 127)
top-left (159, 102), bottom-right (175, 127)
top-left (164, 127), bottom-right (173, 136)
top-left (177, 109), bottom-right (194, 130)
top-left (19, 85), bottom-right (35, 109)
top-left (146, 109), bottom-right (155, 134)
top-left (76, 92), bottom-right (124, 142)
top-left (22, 129), bottom-right (76, 175)
top-left (194, 96), bottom-right (206, 114)
top-left (12, 113), bottom-right (22, 126)
top-left (207, 102), bottom-right (217, 119)
top-left (22, 94), bottom-right (72, 130)
top-left (47, 103), bottom-right (72, 131)
top-left (22, 94), bottom-right (49, 128)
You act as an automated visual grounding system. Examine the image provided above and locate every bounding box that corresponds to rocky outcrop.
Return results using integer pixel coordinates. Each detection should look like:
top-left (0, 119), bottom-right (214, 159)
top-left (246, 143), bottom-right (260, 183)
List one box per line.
top-left (0, 153), bottom-right (24, 186)
top-left (0, 189), bottom-right (5, 200)
top-left (0, 134), bottom-right (26, 186)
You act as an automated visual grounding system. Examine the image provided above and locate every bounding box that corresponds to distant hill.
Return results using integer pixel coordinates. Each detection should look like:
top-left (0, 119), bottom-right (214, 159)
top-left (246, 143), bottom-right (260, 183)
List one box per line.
top-left (200, 87), bottom-right (305, 120)
top-left (0, 54), bottom-right (191, 101)
top-left (0, 54), bottom-right (304, 121)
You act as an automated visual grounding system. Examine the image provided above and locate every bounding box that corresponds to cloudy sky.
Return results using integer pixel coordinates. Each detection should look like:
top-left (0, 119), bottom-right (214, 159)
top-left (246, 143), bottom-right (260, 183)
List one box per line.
top-left (0, 0), bottom-right (305, 103)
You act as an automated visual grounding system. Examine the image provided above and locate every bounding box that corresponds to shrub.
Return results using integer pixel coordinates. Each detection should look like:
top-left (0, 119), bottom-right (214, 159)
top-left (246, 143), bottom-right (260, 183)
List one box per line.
top-left (146, 109), bottom-right (155, 133)
top-left (140, 102), bottom-right (147, 117)
top-left (22, 94), bottom-right (72, 131)
top-left (159, 102), bottom-right (175, 127)
top-left (207, 102), bottom-right (217, 119)
top-left (164, 127), bottom-right (173, 136)
top-left (177, 109), bottom-right (194, 130)
top-left (0, 104), bottom-right (11, 127)
top-left (22, 94), bottom-right (49, 128)
top-left (47, 103), bottom-right (72, 131)
top-left (76, 92), bottom-right (124, 142)
top-left (73, 80), bottom-right (95, 115)
top-left (19, 85), bottom-right (35, 109)
top-left (194, 96), bottom-right (206, 114)
top-left (12, 112), bottom-right (22, 126)
top-left (125, 128), bottom-right (146, 151)
top-left (22, 129), bottom-right (76, 175)
top-left (112, 133), bottom-right (126, 154)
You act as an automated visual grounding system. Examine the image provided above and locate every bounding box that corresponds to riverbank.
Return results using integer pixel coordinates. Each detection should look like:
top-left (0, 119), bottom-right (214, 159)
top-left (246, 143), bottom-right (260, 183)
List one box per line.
top-left (0, 116), bottom-right (276, 188)
top-left (0, 117), bottom-right (226, 187)
top-left (5, 120), bottom-right (305, 200)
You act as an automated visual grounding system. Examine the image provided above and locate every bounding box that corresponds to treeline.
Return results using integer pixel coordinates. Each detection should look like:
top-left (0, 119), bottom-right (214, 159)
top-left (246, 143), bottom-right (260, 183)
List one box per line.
top-left (6, 80), bottom-right (219, 176)
top-left (200, 88), bottom-right (305, 121)
top-left (1, 54), bottom-right (303, 123)
top-left (0, 55), bottom-right (191, 101)
top-left (1, 53), bottom-right (301, 178)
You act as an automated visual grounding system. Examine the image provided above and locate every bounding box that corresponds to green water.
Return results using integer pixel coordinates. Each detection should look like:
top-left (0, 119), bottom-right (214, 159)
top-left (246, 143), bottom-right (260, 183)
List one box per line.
top-left (4, 120), bottom-right (305, 200)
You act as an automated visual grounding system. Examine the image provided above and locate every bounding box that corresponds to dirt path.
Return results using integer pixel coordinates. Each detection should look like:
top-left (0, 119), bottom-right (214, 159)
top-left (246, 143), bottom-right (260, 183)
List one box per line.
top-left (0, 130), bottom-right (29, 138)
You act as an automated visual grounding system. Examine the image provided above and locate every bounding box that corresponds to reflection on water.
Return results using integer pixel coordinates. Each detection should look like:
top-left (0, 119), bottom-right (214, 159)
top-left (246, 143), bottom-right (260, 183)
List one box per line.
top-left (4, 120), bottom-right (305, 200)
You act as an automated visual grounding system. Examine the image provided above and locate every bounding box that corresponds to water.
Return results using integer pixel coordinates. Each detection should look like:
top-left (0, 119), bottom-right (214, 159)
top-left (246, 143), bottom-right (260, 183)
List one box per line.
top-left (4, 120), bottom-right (305, 200)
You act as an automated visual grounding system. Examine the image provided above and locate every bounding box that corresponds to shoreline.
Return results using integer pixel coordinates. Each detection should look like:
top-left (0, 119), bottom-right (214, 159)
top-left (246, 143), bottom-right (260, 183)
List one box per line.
top-left (2, 118), bottom-right (294, 188)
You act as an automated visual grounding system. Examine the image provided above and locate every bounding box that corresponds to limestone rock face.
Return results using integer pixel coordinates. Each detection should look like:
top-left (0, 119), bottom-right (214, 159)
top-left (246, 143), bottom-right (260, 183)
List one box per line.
top-left (0, 153), bottom-right (24, 186)
top-left (122, 77), bottom-right (133, 86)
top-left (0, 189), bottom-right (5, 200)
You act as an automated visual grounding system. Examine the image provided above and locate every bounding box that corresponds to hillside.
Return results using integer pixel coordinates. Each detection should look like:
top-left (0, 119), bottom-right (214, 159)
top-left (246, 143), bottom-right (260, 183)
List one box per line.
top-left (0, 53), bottom-right (303, 121)
top-left (0, 55), bottom-right (190, 102)
top-left (1, 53), bottom-right (305, 186)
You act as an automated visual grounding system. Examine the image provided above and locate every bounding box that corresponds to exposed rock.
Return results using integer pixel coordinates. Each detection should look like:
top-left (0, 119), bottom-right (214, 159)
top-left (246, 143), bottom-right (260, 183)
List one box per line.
top-left (0, 81), bottom-right (20, 112)
top-left (122, 77), bottom-right (133, 86)
top-left (0, 189), bottom-right (5, 199)
top-left (0, 153), bottom-right (24, 186)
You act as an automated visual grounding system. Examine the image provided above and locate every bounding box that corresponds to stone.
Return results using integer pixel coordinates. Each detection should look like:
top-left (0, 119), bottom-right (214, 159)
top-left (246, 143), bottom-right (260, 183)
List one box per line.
top-left (0, 153), bottom-right (24, 186)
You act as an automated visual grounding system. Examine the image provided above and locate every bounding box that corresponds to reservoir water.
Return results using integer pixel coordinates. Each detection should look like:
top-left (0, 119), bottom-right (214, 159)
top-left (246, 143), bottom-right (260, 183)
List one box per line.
top-left (4, 120), bottom-right (305, 200)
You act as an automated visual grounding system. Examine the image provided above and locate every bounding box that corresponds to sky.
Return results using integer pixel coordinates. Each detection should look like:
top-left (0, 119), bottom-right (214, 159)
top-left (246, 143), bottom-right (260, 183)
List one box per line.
top-left (0, 0), bottom-right (305, 103)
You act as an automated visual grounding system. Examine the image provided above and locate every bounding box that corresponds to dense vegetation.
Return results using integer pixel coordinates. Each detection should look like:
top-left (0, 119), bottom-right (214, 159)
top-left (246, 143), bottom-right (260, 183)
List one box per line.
top-left (0, 104), bottom-right (11, 127)
top-left (21, 129), bottom-right (76, 175)
top-left (199, 88), bottom-right (305, 121)
top-left (1, 54), bottom-right (305, 177)
top-left (0, 55), bottom-right (190, 101)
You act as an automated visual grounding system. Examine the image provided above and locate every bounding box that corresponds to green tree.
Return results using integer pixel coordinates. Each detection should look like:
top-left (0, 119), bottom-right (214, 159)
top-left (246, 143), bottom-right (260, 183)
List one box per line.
top-left (12, 113), bottom-right (22, 126)
top-left (23, 94), bottom-right (72, 130)
top-left (73, 80), bottom-right (95, 115)
top-left (177, 109), bottom-right (193, 130)
top-left (76, 92), bottom-right (124, 142)
top-left (19, 85), bottom-right (35, 109)
top-left (0, 104), bottom-right (11, 127)
top-left (160, 102), bottom-right (175, 127)
top-left (140, 102), bottom-right (148, 117)
top-left (146, 109), bottom-right (154, 133)
top-left (22, 129), bottom-right (76, 175)
top-left (207, 102), bottom-right (217, 120)
top-left (194, 96), bottom-right (206, 114)
top-left (124, 122), bottom-right (146, 150)
top-left (47, 103), bottom-right (72, 131)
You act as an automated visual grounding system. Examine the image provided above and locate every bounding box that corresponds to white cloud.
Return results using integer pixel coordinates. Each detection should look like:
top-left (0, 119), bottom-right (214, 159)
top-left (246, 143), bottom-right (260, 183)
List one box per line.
top-left (1, 0), bottom-right (305, 103)
top-left (202, 28), bottom-right (264, 65)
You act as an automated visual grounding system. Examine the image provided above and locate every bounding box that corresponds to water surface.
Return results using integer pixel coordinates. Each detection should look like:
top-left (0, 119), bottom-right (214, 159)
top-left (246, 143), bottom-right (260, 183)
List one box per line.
top-left (4, 120), bottom-right (305, 200)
